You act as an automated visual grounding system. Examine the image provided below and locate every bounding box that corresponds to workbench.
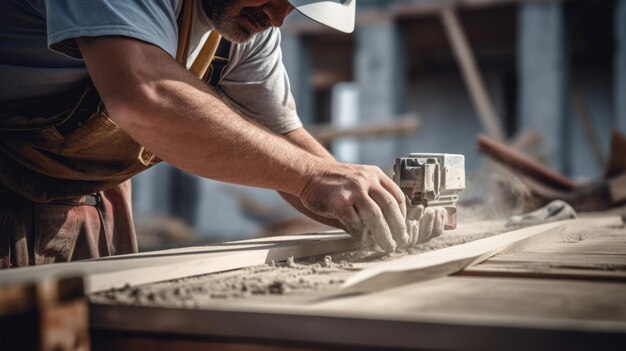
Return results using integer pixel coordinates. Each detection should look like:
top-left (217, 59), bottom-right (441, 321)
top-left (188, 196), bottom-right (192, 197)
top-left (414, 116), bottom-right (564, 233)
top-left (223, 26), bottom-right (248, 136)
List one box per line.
top-left (1, 215), bottom-right (625, 351)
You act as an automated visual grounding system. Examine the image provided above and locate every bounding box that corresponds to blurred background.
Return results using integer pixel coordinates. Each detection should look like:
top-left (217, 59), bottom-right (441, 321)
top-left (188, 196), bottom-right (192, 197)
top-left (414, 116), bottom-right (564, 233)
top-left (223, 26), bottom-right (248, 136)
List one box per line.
top-left (131, 0), bottom-right (626, 251)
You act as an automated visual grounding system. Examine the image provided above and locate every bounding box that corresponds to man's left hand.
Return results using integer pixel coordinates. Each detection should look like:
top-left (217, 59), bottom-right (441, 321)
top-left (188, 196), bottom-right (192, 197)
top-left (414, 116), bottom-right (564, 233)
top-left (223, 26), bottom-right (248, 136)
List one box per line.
top-left (405, 205), bottom-right (447, 247)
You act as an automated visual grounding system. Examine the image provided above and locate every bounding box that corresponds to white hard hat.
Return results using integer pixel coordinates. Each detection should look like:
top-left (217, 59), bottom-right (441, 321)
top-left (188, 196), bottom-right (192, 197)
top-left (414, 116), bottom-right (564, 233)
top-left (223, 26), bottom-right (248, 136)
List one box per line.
top-left (288, 0), bottom-right (356, 33)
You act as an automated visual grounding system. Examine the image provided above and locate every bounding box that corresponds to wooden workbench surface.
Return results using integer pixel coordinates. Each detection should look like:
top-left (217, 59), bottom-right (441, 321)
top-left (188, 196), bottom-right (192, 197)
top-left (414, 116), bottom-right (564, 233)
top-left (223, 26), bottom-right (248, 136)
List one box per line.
top-left (89, 216), bottom-right (626, 351)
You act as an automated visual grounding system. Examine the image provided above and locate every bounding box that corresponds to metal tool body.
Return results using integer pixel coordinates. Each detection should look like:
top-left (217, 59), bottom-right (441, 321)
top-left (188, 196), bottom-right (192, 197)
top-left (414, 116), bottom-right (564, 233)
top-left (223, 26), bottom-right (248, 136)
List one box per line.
top-left (393, 153), bottom-right (465, 229)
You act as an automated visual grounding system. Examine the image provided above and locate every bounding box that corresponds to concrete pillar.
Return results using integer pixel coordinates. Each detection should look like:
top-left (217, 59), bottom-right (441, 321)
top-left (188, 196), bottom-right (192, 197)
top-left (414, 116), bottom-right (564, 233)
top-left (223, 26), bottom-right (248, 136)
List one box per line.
top-left (355, 19), bottom-right (405, 167)
top-left (517, 1), bottom-right (568, 172)
top-left (170, 168), bottom-right (199, 226)
top-left (331, 82), bottom-right (360, 163)
top-left (132, 163), bottom-right (174, 219)
top-left (616, 0), bottom-right (626, 133)
top-left (194, 181), bottom-right (258, 240)
top-left (133, 165), bottom-right (198, 228)
top-left (281, 32), bottom-right (314, 125)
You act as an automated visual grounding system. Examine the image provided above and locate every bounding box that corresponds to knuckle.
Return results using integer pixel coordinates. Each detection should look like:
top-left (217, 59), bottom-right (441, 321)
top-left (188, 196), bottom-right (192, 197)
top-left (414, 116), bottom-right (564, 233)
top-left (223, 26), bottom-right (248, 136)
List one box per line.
top-left (331, 191), bottom-right (350, 205)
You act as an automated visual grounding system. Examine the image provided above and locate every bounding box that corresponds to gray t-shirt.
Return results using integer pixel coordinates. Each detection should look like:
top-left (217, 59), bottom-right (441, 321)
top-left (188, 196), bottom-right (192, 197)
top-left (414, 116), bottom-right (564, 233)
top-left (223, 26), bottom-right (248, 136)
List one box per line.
top-left (0, 0), bottom-right (301, 134)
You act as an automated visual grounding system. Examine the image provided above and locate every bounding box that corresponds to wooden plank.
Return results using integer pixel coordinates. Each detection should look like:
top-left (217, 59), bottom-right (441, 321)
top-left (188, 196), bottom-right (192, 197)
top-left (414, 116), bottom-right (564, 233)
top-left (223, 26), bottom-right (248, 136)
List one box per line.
top-left (340, 218), bottom-right (621, 294)
top-left (91, 276), bottom-right (626, 351)
top-left (0, 232), bottom-right (356, 294)
top-left (463, 216), bottom-right (626, 280)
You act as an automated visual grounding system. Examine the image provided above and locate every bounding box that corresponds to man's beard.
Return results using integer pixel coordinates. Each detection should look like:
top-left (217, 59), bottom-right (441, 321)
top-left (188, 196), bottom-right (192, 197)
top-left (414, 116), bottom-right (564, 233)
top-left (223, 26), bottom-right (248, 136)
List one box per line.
top-left (201, 0), bottom-right (272, 44)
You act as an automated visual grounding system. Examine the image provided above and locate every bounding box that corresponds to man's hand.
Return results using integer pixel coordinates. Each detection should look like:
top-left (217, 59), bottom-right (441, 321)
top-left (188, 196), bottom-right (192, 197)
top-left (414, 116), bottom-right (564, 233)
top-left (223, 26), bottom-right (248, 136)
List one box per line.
top-left (405, 205), bottom-right (447, 246)
top-left (299, 162), bottom-right (409, 252)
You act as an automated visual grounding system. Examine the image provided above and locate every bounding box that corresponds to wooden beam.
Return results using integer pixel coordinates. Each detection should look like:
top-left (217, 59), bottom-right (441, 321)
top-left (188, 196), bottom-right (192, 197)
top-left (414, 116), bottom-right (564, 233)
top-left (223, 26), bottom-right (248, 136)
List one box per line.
top-left (477, 134), bottom-right (578, 191)
top-left (309, 114), bottom-right (420, 144)
top-left (440, 6), bottom-right (505, 141)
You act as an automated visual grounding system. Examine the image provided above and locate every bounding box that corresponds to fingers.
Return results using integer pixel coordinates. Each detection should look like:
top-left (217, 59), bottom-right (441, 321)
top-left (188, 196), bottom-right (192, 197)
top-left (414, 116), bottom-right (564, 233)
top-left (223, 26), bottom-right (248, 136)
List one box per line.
top-left (406, 205), bottom-right (424, 246)
top-left (431, 207), bottom-right (446, 239)
top-left (378, 169), bottom-right (407, 220)
top-left (407, 204), bottom-right (425, 222)
top-left (331, 202), bottom-right (373, 247)
top-left (355, 197), bottom-right (396, 252)
top-left (406, 207), bottom-right (448, 246)
top-left (369, 187), bottom-right (409, 248)
top-left (406, 219), bottom-right (420, 246)
top-left (335, 204), bottom-right (363, 234)
top-left (416, 208), bottom-right (436, 244)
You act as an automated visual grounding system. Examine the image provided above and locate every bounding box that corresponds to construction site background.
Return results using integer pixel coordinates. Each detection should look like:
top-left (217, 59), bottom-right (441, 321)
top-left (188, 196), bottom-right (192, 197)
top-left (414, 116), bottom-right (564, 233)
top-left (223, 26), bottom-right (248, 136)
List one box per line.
top-left (129, 0), bottom-right (626, 250)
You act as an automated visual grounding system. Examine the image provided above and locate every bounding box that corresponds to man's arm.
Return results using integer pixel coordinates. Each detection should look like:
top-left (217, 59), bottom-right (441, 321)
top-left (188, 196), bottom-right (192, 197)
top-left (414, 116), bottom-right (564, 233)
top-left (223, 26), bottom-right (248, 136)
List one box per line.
top-left (77, 36), bottom-right (408, 251)
top-left (278, 128), bottom-right (346, 230)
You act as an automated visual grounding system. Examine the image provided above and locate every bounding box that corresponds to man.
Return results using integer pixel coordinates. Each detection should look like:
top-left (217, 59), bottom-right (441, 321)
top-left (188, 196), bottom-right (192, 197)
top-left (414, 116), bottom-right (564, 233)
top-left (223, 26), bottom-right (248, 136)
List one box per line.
top-left (0, 0), bottom-right (445, 268)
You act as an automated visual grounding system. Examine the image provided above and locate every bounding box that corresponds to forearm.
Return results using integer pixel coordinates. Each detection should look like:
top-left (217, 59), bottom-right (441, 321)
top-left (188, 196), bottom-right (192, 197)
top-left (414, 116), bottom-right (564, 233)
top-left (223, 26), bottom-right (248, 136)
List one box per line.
top-left (283, 128), bottom-right (335, 160)
top-left (78, 36), bottom-right (325, 196)
top-left (279, 128), bottom-right (345, 230)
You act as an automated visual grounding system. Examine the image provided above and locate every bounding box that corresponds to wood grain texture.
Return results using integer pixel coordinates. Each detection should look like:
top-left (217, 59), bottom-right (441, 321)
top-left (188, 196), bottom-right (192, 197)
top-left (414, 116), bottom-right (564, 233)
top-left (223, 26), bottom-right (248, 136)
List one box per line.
top-left (91, 276), bottom-right (626, 351)
top-left (88, 216), bottom-right (626, 350)
top-left (340, 217), bottom-right (622, 293)
top-left (463, 218), bottom-right (626, 280)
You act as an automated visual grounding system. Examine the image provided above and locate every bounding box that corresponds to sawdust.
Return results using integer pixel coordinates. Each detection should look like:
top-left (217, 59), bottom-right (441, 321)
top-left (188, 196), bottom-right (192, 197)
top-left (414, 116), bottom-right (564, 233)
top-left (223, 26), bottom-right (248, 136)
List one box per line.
top-left (90, 255), bottom-right (357, 307)
top-left (91, 225), bottom-right (507, 308)
top-left (306, 231), bottom-right (502, 265)
top-left (459, 164), bottom-right (544, 221)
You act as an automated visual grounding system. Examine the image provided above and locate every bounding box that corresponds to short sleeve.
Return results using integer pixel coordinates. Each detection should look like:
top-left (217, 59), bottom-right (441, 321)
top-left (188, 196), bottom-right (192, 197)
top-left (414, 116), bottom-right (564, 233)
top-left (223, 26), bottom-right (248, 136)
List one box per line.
top-left (46, 0), bottom-right (180, 59)
top-left (219, 28), bottom-right (302, 135)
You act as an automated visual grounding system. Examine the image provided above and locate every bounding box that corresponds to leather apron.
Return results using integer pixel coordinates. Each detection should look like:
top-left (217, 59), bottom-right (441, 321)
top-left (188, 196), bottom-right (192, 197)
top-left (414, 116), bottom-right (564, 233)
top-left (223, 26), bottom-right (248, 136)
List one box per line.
top-left (0, 0), bottom-right (231, 268)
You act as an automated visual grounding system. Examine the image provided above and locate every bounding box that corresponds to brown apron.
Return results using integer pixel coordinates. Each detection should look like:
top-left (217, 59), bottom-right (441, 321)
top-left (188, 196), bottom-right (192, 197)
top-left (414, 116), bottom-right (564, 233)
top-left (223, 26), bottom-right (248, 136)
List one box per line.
top-left (0, 0), bottom-right (230, 268)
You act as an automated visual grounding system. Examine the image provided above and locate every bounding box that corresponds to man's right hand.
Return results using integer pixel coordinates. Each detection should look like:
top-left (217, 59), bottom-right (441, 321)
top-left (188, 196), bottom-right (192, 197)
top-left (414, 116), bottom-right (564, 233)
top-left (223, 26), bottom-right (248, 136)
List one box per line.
top-left (299, 161), bottom-right (409, 252)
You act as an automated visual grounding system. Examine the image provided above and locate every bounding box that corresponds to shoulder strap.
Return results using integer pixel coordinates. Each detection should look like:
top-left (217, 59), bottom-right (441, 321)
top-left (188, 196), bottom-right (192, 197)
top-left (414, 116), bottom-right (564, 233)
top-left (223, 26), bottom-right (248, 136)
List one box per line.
top-left (206, 39), bottom-right (232, 88)
top-left (176, 0), bottom-right (195, 64)
top-left (176, 0), bottom-right (229, 88)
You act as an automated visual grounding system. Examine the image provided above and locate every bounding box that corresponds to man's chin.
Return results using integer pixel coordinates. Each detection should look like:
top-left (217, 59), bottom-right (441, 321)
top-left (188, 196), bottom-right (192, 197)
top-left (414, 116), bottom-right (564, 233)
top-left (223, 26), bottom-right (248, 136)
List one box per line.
top-left (213, 22), bottom-right (269, 44)
top-left (221, 30), bottom-right (256, 44)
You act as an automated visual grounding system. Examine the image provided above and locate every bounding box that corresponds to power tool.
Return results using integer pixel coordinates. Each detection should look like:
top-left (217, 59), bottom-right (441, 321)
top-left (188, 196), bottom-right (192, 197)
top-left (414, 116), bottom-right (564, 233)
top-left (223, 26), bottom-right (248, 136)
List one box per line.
top-left (393, 153), bottom-right (465, 229)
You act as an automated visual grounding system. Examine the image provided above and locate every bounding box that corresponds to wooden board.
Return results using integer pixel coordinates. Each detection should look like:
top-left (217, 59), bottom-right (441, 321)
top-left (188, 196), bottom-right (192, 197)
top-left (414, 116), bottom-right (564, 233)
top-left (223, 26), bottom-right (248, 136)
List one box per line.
top-left (463, 218), bottom-right (626, 281)
top-left (341, 217), bottom-right (622, 293)
top-left (88, 215), bottom-right (626, 350)
top-left (0, 232), bottom-right (356, 294)
top-left (91, 276), bottom-right (626, 351)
